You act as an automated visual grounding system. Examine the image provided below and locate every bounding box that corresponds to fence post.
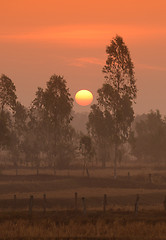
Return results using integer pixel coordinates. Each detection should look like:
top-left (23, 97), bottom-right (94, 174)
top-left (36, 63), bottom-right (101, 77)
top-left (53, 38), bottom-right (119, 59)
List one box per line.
top-left (149, 173), bottom-right (152, 183)
top-left (36, 167), bottom-right (39, 176)
top-left (82, 197), bottom-right (86, 215)
top-left (103, 194), bottom-right (107, 213)
top-left (75, 192), bottom-right (78, 211)
top-left (43, 194), bottom-right (47, 214)
top-left (53, 162), bottom-right (56, 176)
top-left (14, 194), bottom-right (16, 210)
top-left (29, 195), bottom-right (34, 216)
top-left (163, 196), bottom-right (166, 211)
top-left (67, 168), bottom-right (70, 177)
top-left (15, 167), bottom-right (18, 176)
top-left (86, 167), bottom-right (90, 178)
top-left (134, 194), bottom-right (139, 215)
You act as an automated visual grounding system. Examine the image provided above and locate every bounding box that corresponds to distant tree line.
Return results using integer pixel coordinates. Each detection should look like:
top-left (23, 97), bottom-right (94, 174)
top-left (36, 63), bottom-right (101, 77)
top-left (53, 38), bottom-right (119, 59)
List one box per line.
top-left (130, 110), bottom-right (166, 163)
top-left (0, 35), bottom-right (165, 176)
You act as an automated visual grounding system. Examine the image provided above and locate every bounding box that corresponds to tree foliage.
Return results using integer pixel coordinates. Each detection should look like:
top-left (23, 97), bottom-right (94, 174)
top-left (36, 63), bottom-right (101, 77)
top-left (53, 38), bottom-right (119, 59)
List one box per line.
top-left (33, 75), bottom-right (73, 127)
top-left (103, 35), bottom-right (137, 100)
top-left (0, 74), bottom-right (17, 112)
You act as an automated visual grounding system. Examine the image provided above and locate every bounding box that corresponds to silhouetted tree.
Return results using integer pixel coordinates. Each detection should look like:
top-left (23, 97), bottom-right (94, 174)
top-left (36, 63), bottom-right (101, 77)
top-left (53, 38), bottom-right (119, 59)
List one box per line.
top-left (87, 104), bottom-right (113, 167)
top-left (88, 35), bottom-right (137, 178)
top-left (0, 75), bottom-right (17, 164)
top-left (31, 74), bottom-right (74, 169)
top-left (79, 135), bottom-right (94, 177)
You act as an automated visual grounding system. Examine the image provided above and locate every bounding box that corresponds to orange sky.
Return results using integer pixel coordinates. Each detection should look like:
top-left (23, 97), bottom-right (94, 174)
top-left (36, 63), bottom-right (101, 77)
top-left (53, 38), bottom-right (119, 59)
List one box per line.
top-left (0, 0), bottom-right (166, 114)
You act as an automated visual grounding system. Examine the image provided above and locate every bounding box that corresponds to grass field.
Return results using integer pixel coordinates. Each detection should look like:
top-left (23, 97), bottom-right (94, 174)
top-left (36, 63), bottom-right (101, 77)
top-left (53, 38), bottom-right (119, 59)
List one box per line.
top-left (0, 164), bottom-right (166, 239)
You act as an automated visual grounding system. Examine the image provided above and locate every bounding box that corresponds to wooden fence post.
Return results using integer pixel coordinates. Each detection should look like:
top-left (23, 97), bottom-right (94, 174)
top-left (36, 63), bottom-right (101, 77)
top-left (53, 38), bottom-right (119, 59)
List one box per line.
top-left (29, 195), bottom-right (34, 216)
top-left (75, 192), bottom-right (78, 211)
top-left (67, 168), bottom-right (70, 177)
top-left (15, 167), bottom-right (18, 176)
top-left (134, 194), bottom-right (139, 215)
top-left (14, 194), bottom-right (16, 210)
top-left (149, 173), bottom-right (152, 183)
top-left (43, 194), bottom-right (47, 214)
top-left (53, 162), bottom-right (56, 176)
top-left (163, 196), bottom-right (166, 211)
top-left (86, 167), bottom-right (90, 178)
top-left (82, 197), bottom-right (86, 215)
top-left (103, 194), bottom-right (107, 213)
top-left (36, 167), bottom-right (39, 176)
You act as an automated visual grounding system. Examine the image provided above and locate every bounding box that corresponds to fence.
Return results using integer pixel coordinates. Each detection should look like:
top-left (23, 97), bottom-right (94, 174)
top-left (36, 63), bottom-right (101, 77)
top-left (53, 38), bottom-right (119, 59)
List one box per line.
top-left (0, 192), bottom-right (166, 216)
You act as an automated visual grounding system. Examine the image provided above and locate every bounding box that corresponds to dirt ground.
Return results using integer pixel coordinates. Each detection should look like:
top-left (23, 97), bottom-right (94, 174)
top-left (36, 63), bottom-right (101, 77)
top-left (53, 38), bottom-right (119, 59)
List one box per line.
top-left (0, 166), bottom-right (166, 210)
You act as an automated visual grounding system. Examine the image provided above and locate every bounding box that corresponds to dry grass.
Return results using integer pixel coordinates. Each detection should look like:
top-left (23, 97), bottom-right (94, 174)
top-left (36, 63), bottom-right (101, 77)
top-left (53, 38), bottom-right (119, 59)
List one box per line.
top-left (1, 211), bottom-right (166, 239)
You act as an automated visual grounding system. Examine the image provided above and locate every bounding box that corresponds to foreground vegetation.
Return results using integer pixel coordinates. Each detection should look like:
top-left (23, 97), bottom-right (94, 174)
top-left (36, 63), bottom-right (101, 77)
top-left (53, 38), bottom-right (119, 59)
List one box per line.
top-left (1, 210), bottom-right (166, 239)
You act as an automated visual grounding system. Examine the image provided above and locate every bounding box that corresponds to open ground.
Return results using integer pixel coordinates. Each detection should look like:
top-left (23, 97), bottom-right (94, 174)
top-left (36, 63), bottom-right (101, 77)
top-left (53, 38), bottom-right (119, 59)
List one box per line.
top-left (1, 163), bottom-right (166, 239)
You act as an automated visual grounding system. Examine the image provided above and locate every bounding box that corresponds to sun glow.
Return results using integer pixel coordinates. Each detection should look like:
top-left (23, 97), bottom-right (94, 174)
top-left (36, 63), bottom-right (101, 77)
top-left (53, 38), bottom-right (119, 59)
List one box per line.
top-left (75, 90), bottom-right (93, 106)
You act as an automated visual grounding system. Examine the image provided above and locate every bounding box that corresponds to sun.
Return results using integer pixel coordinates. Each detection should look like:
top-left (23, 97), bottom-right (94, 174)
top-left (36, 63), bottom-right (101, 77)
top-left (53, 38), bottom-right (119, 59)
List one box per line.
top-left (75, 90), bottom-right (93, 106)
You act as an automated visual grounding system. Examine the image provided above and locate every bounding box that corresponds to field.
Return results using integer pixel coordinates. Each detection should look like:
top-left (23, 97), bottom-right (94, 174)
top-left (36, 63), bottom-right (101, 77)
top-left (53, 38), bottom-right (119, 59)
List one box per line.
top-left (1, 164), bottom-right (166, 239)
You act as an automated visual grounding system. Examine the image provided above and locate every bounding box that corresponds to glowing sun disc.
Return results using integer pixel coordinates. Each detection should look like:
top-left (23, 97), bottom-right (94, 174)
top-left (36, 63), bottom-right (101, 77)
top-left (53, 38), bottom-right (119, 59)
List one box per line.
top-left (75, 90), bottom-right (93, 106)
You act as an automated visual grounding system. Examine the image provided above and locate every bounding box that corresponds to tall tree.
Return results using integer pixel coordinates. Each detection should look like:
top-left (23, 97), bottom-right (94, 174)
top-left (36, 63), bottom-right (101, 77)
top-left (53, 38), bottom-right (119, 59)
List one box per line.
top-left (31, 74), bottom-right (74, 168)
top-left (88, 35), bottom-right (137, 178)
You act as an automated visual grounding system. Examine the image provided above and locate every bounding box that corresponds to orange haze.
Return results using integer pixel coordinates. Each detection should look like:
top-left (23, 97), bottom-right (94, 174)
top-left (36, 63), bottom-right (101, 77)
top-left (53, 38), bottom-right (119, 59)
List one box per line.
top-left (0, 0), bottom-right (166, 114)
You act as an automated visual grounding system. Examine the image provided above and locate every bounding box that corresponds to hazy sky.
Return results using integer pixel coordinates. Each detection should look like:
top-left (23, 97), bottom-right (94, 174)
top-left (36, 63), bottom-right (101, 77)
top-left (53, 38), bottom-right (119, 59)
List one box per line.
top-left (0, 0), bottom-right (166, 114)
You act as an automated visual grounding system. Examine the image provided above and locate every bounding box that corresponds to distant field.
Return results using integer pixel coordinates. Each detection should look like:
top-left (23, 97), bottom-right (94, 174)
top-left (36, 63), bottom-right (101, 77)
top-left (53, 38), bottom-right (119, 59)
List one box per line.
top-left (0, 166), bottom-right (166, 209)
